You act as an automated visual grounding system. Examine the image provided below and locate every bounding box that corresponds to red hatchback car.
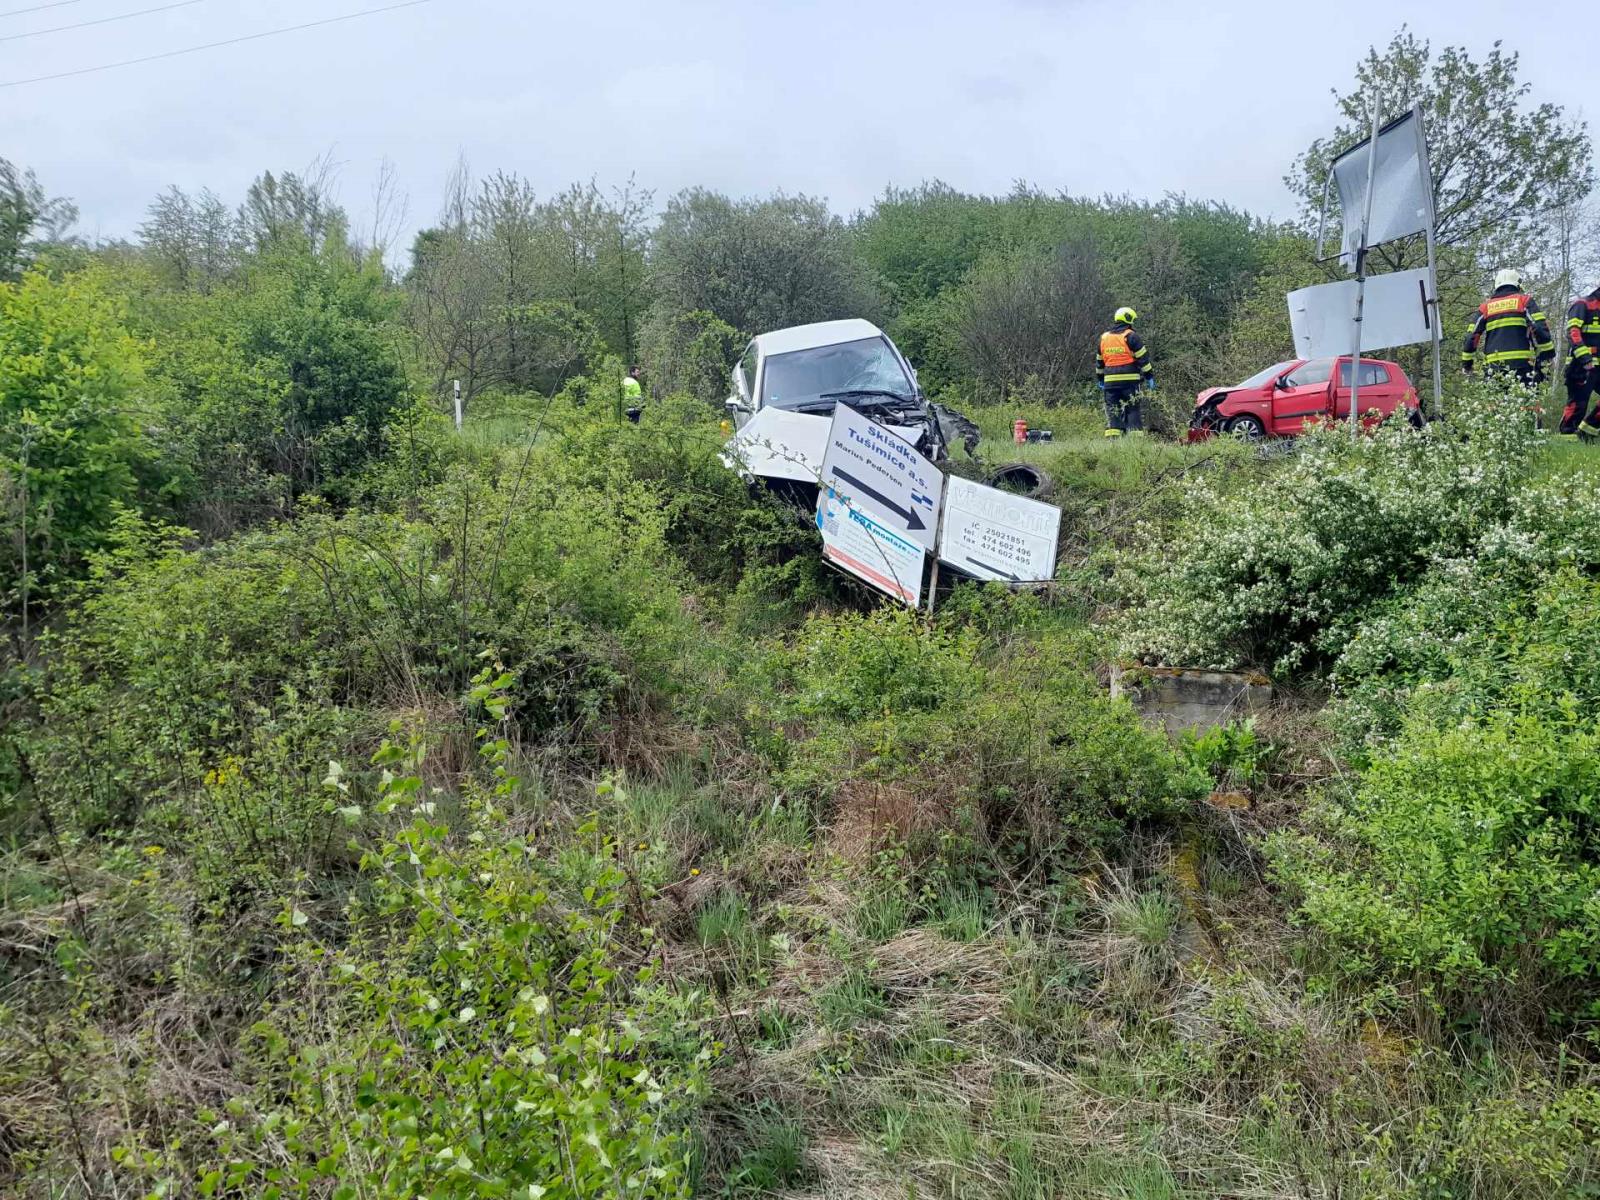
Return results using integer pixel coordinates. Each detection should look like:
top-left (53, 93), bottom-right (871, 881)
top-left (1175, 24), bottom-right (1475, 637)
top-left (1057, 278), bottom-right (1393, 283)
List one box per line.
top-left (1189, 356), bottom-right (1421, 441)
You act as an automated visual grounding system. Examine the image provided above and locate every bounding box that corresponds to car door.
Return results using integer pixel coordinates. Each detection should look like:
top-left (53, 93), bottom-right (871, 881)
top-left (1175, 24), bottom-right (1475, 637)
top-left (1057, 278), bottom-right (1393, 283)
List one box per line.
top-left (1271, 358), bottom-right (1335, 435)
top-left (1332, 360), bottom-right (1395, 425)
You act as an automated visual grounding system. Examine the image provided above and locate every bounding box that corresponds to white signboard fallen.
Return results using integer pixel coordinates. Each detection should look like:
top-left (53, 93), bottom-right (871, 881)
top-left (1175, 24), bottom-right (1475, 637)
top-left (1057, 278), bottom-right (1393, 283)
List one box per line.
top-left (939, 477), bottom-right (1062, 584)
top-left (817, 486), bottom-right (925, 607)
top-left (819, 403), bottom-right (943, 552)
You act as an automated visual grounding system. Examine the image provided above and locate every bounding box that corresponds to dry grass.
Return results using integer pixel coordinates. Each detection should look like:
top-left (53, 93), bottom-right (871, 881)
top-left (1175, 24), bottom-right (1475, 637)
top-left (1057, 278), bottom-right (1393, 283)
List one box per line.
top-left (774, 1134), bottom-right (934, 1200)
top-left (872, 928), bottom-right (1009, 1032)
top-left (827, 778), bottom-right (960, 868)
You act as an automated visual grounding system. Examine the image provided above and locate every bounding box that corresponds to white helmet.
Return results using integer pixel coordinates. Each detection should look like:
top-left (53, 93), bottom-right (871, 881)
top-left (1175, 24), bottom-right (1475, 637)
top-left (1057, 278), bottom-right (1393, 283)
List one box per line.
top-left (1494, 268), bottom-right (1523, 291)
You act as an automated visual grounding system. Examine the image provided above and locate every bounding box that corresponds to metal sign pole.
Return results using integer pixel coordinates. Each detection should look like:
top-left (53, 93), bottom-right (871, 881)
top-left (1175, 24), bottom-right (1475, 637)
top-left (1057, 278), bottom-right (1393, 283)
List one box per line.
top-left (926, 491), bottom-right (946, 618)
top-left (1350, 90), bottom-right (1383, 437)
top-left (1424, 220), bottom-right (1444, 419)
top-left (1413, 104), bottom-right (1444, 420)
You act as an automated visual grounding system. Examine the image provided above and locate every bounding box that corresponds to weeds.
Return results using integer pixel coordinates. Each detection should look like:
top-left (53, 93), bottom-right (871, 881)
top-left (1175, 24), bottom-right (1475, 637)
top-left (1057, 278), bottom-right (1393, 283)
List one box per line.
top-left (7, 361), bottom-right (1600, 1199)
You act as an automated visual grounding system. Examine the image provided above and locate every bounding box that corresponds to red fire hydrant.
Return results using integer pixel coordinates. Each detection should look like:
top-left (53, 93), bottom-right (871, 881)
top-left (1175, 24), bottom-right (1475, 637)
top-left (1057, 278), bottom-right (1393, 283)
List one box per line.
top-left (1013, 418), bottom-right (1028, 445)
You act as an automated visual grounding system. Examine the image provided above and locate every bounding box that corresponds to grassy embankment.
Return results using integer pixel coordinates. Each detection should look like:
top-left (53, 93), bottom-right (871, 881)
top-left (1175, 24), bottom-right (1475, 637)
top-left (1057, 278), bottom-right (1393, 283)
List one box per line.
top-left (4, 390), bottom-right (1598, 1198)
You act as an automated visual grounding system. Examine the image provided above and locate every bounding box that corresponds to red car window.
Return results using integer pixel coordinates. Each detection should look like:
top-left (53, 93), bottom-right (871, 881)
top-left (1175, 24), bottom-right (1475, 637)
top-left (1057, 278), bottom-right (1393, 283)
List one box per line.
top-left (1339, 362), bottom-right (1391, 387)
top-left (1284, 358), bottom-right (1335, 387)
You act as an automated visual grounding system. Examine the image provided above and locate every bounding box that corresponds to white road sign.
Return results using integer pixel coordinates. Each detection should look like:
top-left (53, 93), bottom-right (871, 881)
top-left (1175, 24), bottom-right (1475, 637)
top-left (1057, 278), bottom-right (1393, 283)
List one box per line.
top-left (1288, 268), bottom-right (1435, 358)
top-left (938, 476), bottom-right (1062, 585)
top-left (817, 486), bottom-right (925, 606)
top-left (819, 403), bottom-right (943, 552)
top-left (1327, 108), bottom-right (1434, 271)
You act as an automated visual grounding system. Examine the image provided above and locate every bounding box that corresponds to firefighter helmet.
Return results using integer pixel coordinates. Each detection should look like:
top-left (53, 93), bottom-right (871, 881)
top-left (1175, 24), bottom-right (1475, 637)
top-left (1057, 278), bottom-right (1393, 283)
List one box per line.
top-left (1113, 306), bottom-right (1138, 325)
top-left (1493, 268), bottom-right (1523, 291)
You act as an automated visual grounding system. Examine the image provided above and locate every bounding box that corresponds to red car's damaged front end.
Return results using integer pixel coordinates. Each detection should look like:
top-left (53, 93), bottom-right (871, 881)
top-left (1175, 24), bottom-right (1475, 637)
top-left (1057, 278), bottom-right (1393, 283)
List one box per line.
top-left (1189, 356), bottom-right (1420, 442)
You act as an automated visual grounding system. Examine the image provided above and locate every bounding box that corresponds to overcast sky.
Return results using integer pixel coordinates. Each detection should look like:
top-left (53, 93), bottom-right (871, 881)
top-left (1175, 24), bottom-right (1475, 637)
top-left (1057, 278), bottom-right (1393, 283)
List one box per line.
top-left (2, 0), bottom-right (1590, 252)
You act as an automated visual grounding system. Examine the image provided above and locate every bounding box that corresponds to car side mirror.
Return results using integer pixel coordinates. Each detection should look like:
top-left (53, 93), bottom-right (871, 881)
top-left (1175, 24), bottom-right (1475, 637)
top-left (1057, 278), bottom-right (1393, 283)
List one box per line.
top-left (725, 397), bottom-right (748, 414)
top-left (1274, 375), bottom-right (1291, 390)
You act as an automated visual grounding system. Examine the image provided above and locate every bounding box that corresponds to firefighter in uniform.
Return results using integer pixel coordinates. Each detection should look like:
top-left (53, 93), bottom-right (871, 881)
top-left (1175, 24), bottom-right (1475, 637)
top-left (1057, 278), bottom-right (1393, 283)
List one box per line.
top-left (1461, 269), bottom-right (1554, 387)
top-left (1096, 307), bottom-right (1155, 437)
top-left (1560, 284), bottom-right (1600, 438)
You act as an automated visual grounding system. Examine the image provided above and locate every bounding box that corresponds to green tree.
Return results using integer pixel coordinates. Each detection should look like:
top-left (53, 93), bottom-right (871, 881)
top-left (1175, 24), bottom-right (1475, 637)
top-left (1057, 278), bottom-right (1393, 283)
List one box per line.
top-left (0, 269), bottom-right (147, 611)
top-left (641, 308), bottom-right (740, 402)
top-left (149, 236), bottom-right (410, 527)
top-left (406, 173), bottom-right (651, 401)
top-left (0, 159), bottom-right (77, 283)
top-left (1289, 31), bottom-right (1592, 285)
top-left (137, 185), bottom-right (239, 293)
top-left (649, 188), bottom-right (883, 338)
top-left (951, 239), bottom-right (1109, 400)
top-left (238, 158), bottom-right (345, 256)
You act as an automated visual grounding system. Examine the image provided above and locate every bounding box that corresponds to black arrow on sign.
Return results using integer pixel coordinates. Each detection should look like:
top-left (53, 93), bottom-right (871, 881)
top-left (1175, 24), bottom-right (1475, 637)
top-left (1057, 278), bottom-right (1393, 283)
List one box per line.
top-left (965, 556), bottom-right (1020, 582)
top-left (833, 467), bottom-right (926, 532)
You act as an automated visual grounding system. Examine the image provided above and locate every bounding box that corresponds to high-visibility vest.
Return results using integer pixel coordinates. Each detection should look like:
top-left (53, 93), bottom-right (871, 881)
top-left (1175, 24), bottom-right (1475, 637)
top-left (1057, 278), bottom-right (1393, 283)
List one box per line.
top-left (1099, 331), bottom-right (1136, 369)
top-left (1099, 330), bottom-right (1145, 384)
top-left (1477, 294), bottom-right (1541, 364)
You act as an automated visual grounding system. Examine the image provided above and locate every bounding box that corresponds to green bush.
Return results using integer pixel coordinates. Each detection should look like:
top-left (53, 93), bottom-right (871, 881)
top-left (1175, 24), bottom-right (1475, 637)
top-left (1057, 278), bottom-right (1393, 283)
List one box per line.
top-left (1180, 718), bottom-right (1272, 789)
top-left (786, 608), bottom-right (979, 719)
top-left (144, 240), bottom-right (411, 528)
top-left (1272, 567), bottom-right (1600, 1019)
top-left (1271, 708), bottom-right (1600, 1016)
top-left (539, 385), bottom-right (835, 619)
top-left (1117, 383), bottom-right (1537, 673)
top-left (1332, 486), bottom-right (1600, 753)
top-left (152, 730), bottom-right (715, 1199)
top-left (36, 511), bottom-right (366, 834)
top-left (640, 308), bottom-right (739, 403)
top-left (0, 267), bottom-right (148, 604)
top-left (32, 459), bottom-right (699, 847)
top-left (775, 609), bottom-right (1204, 855)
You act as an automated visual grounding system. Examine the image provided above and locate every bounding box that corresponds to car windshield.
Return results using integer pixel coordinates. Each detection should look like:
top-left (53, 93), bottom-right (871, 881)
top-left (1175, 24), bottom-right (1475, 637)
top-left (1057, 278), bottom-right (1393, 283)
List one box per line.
top-left (761, 336), bottom-right (913, 411)
top-left (1235, 361), bottom-right (1296, 389)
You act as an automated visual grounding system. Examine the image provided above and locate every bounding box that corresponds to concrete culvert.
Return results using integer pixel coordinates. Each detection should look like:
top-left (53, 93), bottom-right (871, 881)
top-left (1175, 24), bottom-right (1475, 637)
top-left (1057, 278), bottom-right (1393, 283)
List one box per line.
top-left (985, 463), bottom-right (1054, 499)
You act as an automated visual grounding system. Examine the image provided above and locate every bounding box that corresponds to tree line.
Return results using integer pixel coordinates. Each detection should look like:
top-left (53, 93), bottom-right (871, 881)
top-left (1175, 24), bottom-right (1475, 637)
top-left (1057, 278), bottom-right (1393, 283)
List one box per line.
top-left (1, 30), bottom-right (1592, 612)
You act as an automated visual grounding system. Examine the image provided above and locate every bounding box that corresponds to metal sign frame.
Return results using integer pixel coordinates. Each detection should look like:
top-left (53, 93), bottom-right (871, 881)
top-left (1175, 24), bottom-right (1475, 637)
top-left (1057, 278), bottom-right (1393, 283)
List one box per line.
top-left (1312, 99), bottom-right (1444, 420)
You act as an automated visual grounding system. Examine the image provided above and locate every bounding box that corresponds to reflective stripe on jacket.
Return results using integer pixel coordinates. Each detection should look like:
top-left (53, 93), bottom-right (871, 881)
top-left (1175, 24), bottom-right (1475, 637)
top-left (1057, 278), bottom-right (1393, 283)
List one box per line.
top-left (1461, 287), bottom-right (1554, 367)
top-left (1566, 293), bottom-right (1600, 367)
top-left (1096, 324), bottom-right (1152, 385)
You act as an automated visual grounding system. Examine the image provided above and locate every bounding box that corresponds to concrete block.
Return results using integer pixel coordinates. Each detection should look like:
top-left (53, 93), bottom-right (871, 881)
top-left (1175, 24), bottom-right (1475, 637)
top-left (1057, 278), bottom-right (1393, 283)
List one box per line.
top-left (1110, 664), bottom-right (1273, 739)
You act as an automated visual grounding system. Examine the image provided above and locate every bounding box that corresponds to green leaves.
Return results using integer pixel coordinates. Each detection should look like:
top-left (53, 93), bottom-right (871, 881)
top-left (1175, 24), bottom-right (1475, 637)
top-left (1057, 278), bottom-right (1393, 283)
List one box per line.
top-left (0, 266), bottom-right (148, 602)
top-left (179, 716), bottom-right (714, 1199)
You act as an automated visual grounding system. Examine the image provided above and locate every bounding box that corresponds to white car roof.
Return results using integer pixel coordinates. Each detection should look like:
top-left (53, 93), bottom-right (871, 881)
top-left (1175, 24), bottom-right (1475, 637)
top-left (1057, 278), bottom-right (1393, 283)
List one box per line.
top-left (754, 318), bottom-right (885, 357)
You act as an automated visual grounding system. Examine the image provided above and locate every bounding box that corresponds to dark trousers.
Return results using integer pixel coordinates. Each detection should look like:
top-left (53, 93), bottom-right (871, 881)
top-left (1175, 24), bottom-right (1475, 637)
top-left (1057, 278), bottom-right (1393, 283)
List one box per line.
top-left (1104, 384), bottom-right (1143, 433)
top-left (1561, 368), bottom-right (1592, 434)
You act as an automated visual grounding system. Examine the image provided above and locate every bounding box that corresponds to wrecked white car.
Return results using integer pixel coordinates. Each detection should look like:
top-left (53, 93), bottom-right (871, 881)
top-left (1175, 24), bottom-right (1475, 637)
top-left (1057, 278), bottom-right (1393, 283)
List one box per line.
top-left (723, 318), bottom-right (976, 487)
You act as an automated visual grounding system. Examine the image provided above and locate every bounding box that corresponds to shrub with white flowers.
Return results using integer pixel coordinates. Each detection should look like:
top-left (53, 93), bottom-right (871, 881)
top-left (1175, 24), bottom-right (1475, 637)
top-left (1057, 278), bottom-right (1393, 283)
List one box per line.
top-left (1116, 380), bottom-right (1539, 674)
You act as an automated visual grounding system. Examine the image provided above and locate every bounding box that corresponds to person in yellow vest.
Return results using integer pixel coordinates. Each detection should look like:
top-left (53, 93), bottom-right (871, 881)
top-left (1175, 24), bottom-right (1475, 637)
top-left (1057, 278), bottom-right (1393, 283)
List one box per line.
top-left (622, 364), bottom-right (644, 422)
top-left (1096, 307), bottom-right (1155, 436)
